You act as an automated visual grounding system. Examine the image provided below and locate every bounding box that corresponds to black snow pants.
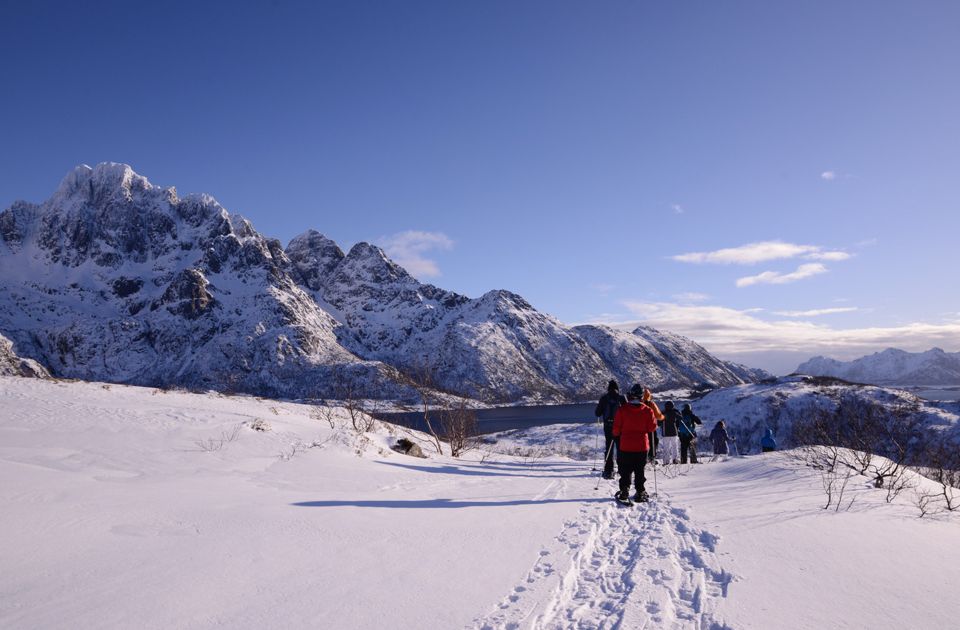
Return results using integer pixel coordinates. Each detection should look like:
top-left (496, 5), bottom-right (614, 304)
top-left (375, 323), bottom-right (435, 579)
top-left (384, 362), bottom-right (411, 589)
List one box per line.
top-left (603, 421), bottom-right (617, 477)
top-left (618, 450), bottom-right (648, 496)
top-left (680, 435), bottom-right (698, 464)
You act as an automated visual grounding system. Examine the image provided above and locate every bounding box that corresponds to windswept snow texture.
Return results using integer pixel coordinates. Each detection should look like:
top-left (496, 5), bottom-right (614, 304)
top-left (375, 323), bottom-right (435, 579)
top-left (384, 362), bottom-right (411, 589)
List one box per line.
top-left (0, 163), bottom-right (767, 402)
top-left (796, 347), bottom-right (960, 386)
top-left (3, 377), bottom-right (959, 630)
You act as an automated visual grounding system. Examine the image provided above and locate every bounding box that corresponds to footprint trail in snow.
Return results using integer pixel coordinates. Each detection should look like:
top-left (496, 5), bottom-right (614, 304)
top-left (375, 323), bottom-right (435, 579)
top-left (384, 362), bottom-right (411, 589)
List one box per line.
top-left (472, 487), bottom-right (735, 630)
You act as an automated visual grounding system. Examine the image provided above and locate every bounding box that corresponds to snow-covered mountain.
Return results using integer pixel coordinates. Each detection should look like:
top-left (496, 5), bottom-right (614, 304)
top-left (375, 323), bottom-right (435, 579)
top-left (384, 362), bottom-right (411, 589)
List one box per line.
top-left (573, 324), bottom-right (766, 392)
top-left (682, 375), bottom-right (960, 454)
top-left (796, 348), bottom-right (960, 386)
top-left (0, 163), bottom-right (766, 401)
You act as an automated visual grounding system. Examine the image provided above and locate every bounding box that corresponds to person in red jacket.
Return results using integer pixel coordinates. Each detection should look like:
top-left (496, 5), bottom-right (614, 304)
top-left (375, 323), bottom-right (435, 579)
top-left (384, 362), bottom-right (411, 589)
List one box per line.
top-left (612, 383), bottom-right (661, 503)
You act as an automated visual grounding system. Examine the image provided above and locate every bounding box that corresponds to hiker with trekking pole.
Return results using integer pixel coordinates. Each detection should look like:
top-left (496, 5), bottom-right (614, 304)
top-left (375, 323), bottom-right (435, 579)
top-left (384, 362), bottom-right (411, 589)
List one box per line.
top-left (594, 380), bottom-right (626, 480)
top-left (611, 384), bottom-right (660, 505)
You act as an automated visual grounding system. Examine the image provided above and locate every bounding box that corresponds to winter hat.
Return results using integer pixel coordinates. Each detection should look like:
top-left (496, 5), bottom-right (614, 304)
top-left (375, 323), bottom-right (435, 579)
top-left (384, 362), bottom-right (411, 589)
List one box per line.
top-left (607, 380), bottom-right (619, 393)
top-left (627, 383), bottom-right (645, 400)
top-left (665, 401), bottom-right (675, 410)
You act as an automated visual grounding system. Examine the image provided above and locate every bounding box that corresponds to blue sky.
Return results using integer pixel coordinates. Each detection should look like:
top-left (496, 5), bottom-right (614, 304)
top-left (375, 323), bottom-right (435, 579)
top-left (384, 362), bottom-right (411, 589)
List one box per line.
top-left (2, 0), bottom-right (958, 373)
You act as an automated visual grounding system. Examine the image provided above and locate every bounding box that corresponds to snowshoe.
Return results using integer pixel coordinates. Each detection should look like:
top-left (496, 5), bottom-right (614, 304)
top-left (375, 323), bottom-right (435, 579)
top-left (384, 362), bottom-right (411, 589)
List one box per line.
top-left (614, 491), bottom-right (634, 506)
top-left (633, 490), bottom-right (650, 503)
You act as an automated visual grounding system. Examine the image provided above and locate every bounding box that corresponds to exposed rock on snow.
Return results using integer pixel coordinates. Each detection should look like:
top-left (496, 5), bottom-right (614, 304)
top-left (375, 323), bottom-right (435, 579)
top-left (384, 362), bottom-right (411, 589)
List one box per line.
top-left (0, 163), bottom-right (767, 401)
top-left (796, 347), bottom-right (960, 386)
top-left (0, 333), bottom-right (48, 378)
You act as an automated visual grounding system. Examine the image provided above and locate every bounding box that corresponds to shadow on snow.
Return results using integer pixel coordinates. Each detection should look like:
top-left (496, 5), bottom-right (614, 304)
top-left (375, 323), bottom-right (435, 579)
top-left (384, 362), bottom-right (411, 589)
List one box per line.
top-left (291, 497), bottom-right (609, 509)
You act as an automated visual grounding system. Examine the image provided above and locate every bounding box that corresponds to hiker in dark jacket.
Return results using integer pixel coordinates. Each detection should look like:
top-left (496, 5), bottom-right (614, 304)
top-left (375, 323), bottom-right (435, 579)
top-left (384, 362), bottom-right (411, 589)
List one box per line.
top-left (595, 380), bottom-right (627, 479)
top-left (660, 401), bottom-right (682, 464)
top-left (678, 403), bottom-right (703, 463)
top-left (612, 384), bottom-right (660, 502)
top-left (761, 428), bottom-right (777, 452)
top-left (710, 420), bottom-right (730, 455)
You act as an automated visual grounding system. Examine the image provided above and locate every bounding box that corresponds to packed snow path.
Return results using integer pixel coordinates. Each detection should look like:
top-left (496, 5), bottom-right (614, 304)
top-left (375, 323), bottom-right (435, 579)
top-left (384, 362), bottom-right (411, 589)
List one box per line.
top-left (472, 477), bottom-right (733, 630)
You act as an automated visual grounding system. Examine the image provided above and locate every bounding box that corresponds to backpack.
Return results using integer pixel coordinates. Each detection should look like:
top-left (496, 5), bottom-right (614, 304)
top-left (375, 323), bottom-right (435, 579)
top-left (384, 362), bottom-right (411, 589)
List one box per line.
top-left (601, 394), bottom-right (622, 422)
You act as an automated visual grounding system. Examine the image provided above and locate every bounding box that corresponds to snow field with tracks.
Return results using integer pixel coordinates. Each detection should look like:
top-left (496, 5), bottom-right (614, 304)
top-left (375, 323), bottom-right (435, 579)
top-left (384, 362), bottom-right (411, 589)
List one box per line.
top-left (2, 377), bottom-right (958, 629)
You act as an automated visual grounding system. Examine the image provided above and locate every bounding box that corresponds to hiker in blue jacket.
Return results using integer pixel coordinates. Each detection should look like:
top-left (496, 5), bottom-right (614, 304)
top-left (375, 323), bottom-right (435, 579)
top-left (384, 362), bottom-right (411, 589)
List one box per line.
top-left (761, 428), bottom-right (777, 452)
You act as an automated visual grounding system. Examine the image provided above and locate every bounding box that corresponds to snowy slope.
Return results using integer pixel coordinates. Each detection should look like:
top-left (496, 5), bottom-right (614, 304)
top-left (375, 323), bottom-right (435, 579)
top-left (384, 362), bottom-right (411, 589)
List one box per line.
top-left (797, 347), bottom-right (960, 386)
top-left (1, 163), bottom-right (765, 402)
top-left (673, 375), bottom-right (960, 455)
top-left (3, 377), bottom-right (959, 630)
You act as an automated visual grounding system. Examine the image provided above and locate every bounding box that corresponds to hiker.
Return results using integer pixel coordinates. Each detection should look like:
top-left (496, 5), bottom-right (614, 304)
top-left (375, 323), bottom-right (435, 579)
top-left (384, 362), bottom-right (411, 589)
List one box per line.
top-left (678, 403), bottom-right (703, 464)
top-left (612, 384), bottom-right (660, 503)
top-left (594, 380), bottom-right (627, 479)
top-left (643, 388), bottom-right (664, 463)
top-left (761, 428), bottom-right (777, 452)
top-left (710, 420), bottom-right (730, 455)
top-left (659, 401), bottom-right (682, 464)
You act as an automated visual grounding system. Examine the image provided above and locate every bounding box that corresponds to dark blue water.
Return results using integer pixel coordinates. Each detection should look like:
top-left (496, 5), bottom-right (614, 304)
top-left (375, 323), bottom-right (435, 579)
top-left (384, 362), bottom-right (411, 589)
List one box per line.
top-left (377, 402), bottom-right (598, 435)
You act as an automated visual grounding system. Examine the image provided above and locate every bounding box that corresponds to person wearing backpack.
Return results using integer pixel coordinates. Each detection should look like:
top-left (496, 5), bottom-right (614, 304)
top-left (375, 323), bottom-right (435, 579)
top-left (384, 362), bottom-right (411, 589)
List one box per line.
top-left (594, 380), bottom-right (627, 479)
top-left (678, 403), bottom-right (703, 464)
top-left (612, 384), bottom-right (660, 503)
top-left (710, 420), bottom-right (730, 455)
top-left (659, 401), bottom-right (682, 464)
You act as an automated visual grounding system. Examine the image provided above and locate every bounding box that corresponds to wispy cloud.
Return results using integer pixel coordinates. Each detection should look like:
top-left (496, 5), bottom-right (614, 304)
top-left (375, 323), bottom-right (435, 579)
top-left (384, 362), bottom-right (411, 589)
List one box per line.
top-left (773, 307), bottom-right (859, 317)
top-left (821, 171), bottom-right (837, 181)
top-left (671, 204), bottom-right (684, 215)
top-left (673, 241), bottom-right (848, 265)
top-left (601, 301), bottom-right (960, 359)
top-left (736, 263), bottom-right (828, 288)
top-left (673, 292), bottom-right (710, 303)
top-left (377, 230), bottom-right (453, 278)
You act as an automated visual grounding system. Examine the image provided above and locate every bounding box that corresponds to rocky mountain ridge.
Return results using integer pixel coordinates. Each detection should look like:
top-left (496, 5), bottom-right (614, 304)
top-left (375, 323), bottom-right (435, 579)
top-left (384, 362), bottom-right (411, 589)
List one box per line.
top-left (0, 163), bottom-right (768, 402)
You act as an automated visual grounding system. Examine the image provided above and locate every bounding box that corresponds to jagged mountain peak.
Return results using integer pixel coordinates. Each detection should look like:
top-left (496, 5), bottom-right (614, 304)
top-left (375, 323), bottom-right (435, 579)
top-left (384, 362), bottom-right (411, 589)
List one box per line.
top-left (51, 162), bottom-right (171, 208)
top-left (1, 163), bottom-right (768, 402)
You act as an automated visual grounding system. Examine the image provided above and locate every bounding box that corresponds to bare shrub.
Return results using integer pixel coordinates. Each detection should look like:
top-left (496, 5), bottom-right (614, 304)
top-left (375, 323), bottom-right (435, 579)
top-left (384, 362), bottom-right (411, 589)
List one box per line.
top-left (439, 402), bottom-right (478, 458)
top-left (310, 405), bottom-right (340, 429)
top-left (914, 488), bottom-right (942, 518)
top-left (195, 424), bottom-right (242, 452)
top-left (821, 467), bottom-right (856, 512)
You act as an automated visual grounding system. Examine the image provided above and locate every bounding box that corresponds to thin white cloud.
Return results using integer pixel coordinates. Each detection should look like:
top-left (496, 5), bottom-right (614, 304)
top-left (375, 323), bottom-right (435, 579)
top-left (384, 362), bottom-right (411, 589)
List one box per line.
top-left (805, 250), bottom-right (851, 261)
top-left (773, 307), bottom-right (859, 317)
top-left (673, 241), bottom-right (848, 265)
top-left (605, 301), bottom-right (960, 360)
top-left (673, 292), bottom-right (710, 303)
top-left (736, 263), bottom-right (828, 288)
top-left (377, 230), bottom-right (453, 278)
top-left (671, 204), bottom-right (684, 215)
top-left (821, 171), bottom-right (837, 181)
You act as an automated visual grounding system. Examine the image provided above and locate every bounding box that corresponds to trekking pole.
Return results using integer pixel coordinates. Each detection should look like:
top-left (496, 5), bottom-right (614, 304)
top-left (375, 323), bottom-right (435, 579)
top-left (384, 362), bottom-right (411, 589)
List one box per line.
top-left (650, 430), bottom-right (658, 498)
top-left (594, 439), bottom-right (616, 490)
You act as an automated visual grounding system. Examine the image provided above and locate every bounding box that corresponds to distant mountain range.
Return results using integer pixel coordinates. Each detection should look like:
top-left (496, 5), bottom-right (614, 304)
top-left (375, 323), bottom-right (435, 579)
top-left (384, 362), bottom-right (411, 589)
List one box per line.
top-left (796, 348), bottom-right (960, 386)
top-left (0, 163), bottom-right (768, 402)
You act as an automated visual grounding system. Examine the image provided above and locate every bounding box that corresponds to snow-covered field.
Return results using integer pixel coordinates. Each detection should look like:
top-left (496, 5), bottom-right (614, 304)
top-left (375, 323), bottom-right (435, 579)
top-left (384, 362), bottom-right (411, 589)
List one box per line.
top-left (2, 377), bottom-right (958, 629)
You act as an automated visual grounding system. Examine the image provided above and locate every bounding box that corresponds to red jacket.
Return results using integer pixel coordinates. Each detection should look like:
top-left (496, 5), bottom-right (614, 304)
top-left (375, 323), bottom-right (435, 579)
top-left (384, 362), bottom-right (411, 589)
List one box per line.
top-left (613, 402), bottom-right (659, 452)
